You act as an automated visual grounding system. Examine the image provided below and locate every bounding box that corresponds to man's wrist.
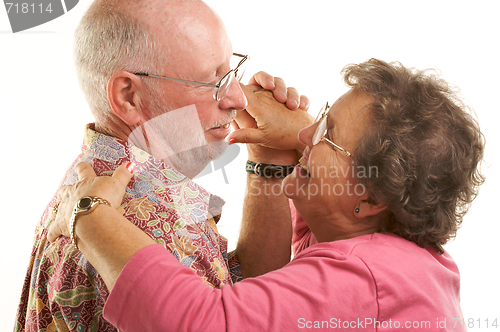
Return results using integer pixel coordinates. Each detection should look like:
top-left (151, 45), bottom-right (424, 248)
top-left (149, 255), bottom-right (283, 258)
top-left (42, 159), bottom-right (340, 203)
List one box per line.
top-left (246, 172), bottom-right (286, 197)
top-left (247, 146), bottom-right (297, 166)
top-left (246, 161), bottom-right (295, 178)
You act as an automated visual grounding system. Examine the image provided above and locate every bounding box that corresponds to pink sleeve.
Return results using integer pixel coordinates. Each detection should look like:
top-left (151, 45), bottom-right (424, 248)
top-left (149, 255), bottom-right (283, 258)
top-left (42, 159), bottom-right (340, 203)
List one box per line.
top-left (104, 244), bottom-right (227, 332)
top-left (104, 244), bottom-right (377, 332)
top-left (290, 200), bottom-right (317, 256)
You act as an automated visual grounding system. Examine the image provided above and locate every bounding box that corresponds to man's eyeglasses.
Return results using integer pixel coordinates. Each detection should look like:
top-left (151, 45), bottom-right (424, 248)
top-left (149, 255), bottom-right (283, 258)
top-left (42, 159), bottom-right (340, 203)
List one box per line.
top-left (133, 53), bottom-right (248, 101)
top-left (313, 102), bottom-right (352, 158)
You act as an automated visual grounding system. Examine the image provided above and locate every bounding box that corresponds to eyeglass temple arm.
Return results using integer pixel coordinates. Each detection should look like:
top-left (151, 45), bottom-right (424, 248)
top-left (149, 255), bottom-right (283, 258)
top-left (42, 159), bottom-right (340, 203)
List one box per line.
top-left (324, 138), bottom-right (352, 157)
top-left (133, 53), bottom-right (248, 88)
top-left (133, 72), bottom-right (218, 88)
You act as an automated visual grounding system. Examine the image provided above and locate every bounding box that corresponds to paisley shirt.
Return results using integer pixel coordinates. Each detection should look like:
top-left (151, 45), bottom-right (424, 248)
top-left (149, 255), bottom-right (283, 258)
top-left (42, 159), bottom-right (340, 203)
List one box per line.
top-left (14, 124), bottom-right (242, 332)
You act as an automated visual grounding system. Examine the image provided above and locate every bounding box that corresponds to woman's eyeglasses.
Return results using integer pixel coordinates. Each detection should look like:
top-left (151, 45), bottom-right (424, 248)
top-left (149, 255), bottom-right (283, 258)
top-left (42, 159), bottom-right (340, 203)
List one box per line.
top-left (312, 102), bottom-right (352, 158)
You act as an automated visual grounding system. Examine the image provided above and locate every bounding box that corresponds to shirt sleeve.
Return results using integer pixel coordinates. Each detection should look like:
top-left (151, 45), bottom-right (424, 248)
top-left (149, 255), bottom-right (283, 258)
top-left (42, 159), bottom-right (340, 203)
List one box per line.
top-left (104, 244), bottom-right (377, 332)
top-left (104, 244), bottom-right (227, 332)
top-left (15, 211), bottom-right (117, 332)
top-left (227, 250), bottom-right (243, 283)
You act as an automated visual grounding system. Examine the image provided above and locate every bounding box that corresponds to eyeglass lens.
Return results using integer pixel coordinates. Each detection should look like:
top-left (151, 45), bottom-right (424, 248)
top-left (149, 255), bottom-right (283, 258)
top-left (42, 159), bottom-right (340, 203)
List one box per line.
top-left (313, 115), bottom-right (328, 145)
top-left (216, 56), bottom-right (247, 101)
top-left (217, 73), bottom-right (235, 101)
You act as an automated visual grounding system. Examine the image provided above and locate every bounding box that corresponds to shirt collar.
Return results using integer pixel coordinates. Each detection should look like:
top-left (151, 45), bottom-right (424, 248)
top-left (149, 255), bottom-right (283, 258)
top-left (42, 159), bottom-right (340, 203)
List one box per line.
top-left (81, 124), bottom-right (225, 222)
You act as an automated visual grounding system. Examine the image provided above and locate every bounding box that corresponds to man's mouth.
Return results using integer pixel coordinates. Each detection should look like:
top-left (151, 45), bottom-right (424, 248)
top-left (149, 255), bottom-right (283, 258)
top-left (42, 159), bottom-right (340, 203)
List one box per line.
top-left (208, 123), bottom-right (231, 130)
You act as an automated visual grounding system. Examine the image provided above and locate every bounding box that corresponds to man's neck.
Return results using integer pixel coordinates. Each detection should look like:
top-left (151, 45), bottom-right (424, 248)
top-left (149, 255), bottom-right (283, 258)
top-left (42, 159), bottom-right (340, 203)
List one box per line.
top-left (94, 122), bottom-right (133, 143)
top-left (94, 121), bottom-right (201, 178)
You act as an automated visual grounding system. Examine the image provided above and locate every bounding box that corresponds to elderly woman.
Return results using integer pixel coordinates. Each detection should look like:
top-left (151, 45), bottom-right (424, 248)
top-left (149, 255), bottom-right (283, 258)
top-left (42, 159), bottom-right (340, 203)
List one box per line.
top-left (48, 59), bottom-right (484, 332)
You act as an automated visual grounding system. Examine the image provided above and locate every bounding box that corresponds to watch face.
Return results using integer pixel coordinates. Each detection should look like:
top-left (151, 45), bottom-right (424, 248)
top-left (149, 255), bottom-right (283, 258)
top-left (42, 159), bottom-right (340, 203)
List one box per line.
top-left (78, 197), bottom-right (93, 210)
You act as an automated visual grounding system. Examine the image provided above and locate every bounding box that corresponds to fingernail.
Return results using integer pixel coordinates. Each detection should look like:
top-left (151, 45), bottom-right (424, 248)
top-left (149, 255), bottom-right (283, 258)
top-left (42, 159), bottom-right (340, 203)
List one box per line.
top-left (228, 138), bottom-right (237, 145)
top-left (268, 80), bottom-right (275, 89)
top-left (126, 162), bottom-right (136, 173)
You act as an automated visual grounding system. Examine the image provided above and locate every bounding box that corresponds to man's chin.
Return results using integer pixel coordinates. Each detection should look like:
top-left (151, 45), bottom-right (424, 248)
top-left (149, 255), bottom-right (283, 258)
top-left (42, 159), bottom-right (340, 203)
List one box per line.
top-left (207, 141), bottom-right (229, 161)
top-left (163, 141), bottom-right (230, 179)
top-left (165, 145), bottom-right (211, 179)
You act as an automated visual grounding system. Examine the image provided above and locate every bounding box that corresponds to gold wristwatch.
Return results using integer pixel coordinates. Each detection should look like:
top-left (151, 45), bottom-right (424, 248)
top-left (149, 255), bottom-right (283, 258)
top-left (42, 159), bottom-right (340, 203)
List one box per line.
top-left (69, 196), bottom-right (112, 250)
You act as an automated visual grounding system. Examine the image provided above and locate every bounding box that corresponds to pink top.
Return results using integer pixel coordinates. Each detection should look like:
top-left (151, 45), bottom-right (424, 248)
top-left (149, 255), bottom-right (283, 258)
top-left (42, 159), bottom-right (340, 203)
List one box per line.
top-left (104, 232), bottom-right (465, 331)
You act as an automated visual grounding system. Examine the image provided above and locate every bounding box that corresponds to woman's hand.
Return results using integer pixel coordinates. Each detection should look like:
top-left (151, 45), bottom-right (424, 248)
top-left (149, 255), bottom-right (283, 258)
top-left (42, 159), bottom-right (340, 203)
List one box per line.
top-left (228, 71), bottom-right (314, 165)
top-left (47, 162), bottom-right (135, 242)
top-left (46, 161), bottom-right (149, 291)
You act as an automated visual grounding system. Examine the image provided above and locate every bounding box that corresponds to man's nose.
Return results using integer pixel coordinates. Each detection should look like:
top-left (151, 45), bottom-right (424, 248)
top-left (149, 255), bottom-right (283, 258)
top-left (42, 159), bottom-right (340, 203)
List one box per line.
top-left (219, 78), bottom-right (247, 111)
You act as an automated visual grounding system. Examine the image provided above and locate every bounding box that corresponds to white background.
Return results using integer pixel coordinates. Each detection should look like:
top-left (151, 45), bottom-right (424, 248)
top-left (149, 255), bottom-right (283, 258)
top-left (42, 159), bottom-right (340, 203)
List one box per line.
top-left (1, 0), bottom-right (499, 329)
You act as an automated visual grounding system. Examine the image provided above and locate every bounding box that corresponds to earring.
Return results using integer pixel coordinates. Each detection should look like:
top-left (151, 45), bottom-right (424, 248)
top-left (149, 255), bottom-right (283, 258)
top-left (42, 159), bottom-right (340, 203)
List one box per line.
top-left (355, 207), bottom-right (360, 213)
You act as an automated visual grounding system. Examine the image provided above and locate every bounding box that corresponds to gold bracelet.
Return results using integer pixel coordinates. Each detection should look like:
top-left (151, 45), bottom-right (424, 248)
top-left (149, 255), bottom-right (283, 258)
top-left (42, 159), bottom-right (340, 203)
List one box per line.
top-left (69, 196), bottom-right (112, 250)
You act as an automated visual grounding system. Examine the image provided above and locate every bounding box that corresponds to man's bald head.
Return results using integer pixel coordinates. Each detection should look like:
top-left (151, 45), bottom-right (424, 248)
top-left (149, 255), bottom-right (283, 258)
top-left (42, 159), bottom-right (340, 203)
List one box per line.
top-left (74, 0), bottom-right (226, 126)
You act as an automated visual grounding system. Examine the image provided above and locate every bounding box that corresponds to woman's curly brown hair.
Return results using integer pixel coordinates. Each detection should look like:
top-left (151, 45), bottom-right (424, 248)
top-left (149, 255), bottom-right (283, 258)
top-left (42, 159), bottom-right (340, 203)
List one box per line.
top-left (343, 59), bottom-right (485, 252)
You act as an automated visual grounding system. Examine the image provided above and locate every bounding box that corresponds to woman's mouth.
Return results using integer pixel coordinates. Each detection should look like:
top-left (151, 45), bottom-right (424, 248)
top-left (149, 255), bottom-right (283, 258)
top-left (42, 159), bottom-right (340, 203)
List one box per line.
top-left (298, 156), bottom-right (310, 177)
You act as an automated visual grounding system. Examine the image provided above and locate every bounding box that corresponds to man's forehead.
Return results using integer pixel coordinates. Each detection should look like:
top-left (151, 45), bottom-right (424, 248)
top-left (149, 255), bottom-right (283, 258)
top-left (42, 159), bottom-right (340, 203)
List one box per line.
top-left (151, 3), bottom-right (231, 67)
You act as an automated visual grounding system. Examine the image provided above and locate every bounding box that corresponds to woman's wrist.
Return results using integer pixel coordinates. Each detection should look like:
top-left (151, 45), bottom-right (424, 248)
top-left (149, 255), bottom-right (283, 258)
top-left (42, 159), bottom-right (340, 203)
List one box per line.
top-left (73, 204), bottom-right (112, 248)
top-left (74, 204), bottom-right (155, 290)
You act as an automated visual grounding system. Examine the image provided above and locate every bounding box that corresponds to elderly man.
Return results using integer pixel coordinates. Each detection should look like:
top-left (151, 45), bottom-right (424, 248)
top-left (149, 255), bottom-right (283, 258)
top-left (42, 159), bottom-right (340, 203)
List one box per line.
top-left (14, 0), bottom-right (311, 331)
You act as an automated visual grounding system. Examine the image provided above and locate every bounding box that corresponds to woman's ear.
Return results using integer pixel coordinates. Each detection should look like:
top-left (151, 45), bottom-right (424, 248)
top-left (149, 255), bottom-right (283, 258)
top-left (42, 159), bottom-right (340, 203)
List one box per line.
top-left (355, 200), bottom-right (387, 219)
top-left (353, 190), bottom-right (387, 219)
top-left (107, 71), bottom-right (144, 126)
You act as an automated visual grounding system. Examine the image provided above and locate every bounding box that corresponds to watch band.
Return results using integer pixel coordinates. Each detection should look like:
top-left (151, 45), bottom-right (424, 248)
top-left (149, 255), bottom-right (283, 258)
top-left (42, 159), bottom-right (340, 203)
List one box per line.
top-left (245, 160), bottom-right (295, 178)
top-left (69, 196), bottom-right (112, 250)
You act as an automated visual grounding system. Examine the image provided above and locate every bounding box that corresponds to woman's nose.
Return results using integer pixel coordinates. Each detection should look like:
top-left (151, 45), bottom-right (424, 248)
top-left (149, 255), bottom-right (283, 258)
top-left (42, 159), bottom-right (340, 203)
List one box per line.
top-left (298, 121), bottom-right (319, 148)
top-left (218, 78), bottom-right (248, 111)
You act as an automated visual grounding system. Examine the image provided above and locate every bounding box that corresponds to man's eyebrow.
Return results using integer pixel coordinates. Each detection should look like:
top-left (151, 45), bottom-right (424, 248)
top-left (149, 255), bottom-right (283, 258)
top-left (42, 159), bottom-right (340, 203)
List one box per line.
top-left (202, 63), bottom-right (224, 84)
top-left (190, 69), bottom-right (216, 86)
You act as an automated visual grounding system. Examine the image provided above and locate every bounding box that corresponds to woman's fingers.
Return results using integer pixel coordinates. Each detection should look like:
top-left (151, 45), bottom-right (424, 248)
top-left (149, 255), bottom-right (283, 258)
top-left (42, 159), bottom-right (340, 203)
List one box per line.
top-left (75, 162), bottom-right (98, 180)
top-left (112, 162), bottom-right (135, 191)
top-left (46, 162), bottom-right (135, 243)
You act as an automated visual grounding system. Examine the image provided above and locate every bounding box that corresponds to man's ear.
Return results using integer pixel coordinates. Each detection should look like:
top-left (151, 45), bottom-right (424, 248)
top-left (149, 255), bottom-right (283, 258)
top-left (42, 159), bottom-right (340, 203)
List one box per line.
top-left (107, 71), bottom-right (144, 126)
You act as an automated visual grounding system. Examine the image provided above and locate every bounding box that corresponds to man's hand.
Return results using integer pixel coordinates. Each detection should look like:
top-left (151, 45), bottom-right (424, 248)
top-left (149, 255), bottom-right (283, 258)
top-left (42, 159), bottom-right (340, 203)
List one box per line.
top-left (231, 85), bottom-right (314, 151)
top-left (248, 71), bottom-right (310, 111)
top-left (228, 77), bottom-right (314, 164)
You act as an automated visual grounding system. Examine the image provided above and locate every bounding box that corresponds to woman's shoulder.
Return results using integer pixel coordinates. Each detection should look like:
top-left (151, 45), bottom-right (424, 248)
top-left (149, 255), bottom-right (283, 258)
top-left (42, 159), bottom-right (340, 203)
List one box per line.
top-left (295, 232), bottom-right (460, 281)
top-left (294, 232), bottom-right (462, 325)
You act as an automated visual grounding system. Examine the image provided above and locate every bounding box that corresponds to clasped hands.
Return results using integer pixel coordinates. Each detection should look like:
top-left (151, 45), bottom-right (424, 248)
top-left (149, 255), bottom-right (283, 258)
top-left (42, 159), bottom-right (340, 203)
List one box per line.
top-left (229, 71), bottom-right (314, 165)
top-left (47, 72), bottom-right (313, 242)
